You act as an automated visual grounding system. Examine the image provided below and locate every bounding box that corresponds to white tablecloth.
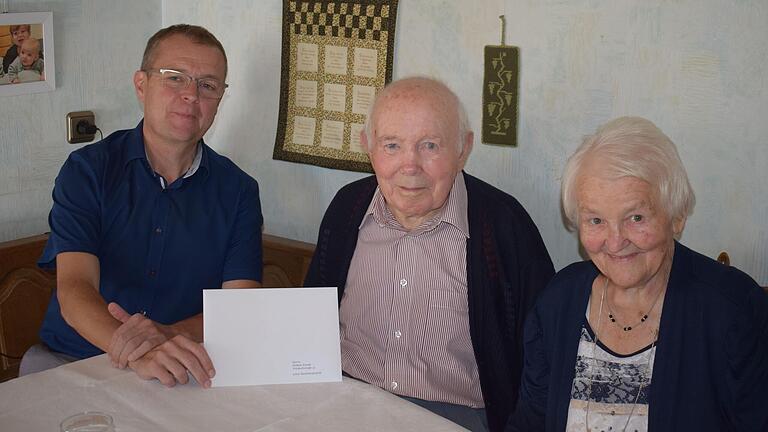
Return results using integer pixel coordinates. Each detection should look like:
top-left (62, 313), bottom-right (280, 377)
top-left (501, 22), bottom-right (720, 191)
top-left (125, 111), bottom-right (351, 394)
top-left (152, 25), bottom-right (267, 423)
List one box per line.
top-left (0, 354), bottom-right (466, 431)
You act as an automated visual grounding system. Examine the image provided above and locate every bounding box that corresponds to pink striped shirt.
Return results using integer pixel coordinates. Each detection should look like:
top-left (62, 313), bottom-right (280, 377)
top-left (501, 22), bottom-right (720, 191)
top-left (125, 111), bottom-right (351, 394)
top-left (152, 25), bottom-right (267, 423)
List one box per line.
top-left (340, 174), bottom-right (484, 408)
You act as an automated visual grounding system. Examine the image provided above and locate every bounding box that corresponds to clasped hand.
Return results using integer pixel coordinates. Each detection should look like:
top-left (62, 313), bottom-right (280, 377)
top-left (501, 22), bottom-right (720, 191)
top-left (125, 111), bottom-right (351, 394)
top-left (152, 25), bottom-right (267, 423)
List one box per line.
top-left (107, 302), bottom-right (214, 388)
top-left (107, 302), bottom-right (174, 368)
top-left (128, 335), bottom-right (215, 388)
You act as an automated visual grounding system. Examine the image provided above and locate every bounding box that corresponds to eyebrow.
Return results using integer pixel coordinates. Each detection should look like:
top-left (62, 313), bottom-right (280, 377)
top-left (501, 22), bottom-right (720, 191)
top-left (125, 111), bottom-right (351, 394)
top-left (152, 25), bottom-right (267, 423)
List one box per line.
top-left (579, 200), bottom-right (652, 214)
top-left (376, 135), bottom-right (400, 142)
top-left (376, 134), bottom-right (442, 142)
top-left (162, 67), bottom-right (223, 80)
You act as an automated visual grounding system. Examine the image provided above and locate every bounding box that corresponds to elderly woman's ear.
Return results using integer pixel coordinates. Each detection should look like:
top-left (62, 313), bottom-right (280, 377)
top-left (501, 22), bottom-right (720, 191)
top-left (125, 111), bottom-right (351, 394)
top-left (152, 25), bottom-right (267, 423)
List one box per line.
top-left (673, 216), bottom-right (686, 239)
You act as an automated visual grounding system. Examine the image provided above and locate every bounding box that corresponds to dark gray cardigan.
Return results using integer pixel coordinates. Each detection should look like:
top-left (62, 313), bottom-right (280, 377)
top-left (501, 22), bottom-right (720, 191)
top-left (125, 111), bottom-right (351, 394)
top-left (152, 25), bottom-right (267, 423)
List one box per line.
top-left (507, 242), bottom-right (768, 431)
top-left (304, 172), bottom-right (555, 432)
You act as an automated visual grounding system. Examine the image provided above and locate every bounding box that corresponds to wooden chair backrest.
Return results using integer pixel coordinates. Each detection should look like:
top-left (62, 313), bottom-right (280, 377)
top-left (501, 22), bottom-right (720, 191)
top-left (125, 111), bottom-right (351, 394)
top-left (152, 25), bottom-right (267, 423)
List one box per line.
top-left (0, 234), bottom-right (54, 382)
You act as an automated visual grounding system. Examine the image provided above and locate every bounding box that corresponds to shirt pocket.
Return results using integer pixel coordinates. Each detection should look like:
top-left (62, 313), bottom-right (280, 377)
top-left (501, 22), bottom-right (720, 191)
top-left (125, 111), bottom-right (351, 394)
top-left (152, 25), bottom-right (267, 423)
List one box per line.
top-left (419, 289), bottom-right (474, 365)
top-left (427, 289), bottom-right (468, 312)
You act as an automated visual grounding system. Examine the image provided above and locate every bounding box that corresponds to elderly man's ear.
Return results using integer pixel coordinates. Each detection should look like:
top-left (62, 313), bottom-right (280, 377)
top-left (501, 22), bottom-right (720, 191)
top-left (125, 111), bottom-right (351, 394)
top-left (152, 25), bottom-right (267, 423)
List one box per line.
top-left (360, 130), bottom-right (370, 154)
top-left (458, 131), bottom-right (474, 169)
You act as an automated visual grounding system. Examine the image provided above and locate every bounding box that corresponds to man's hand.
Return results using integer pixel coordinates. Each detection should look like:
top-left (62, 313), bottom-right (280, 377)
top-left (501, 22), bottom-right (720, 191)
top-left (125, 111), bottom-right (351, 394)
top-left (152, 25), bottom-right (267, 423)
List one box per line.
top-left (108, 303), bottom-right (175, 369)
top-left (128, 335), bottom-right (215, 388)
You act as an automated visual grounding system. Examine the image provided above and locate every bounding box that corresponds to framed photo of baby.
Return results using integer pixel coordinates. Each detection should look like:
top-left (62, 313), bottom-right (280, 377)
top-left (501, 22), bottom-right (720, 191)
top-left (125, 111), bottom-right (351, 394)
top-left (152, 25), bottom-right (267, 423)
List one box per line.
top-left (0, 12), bottom-right (55, 96)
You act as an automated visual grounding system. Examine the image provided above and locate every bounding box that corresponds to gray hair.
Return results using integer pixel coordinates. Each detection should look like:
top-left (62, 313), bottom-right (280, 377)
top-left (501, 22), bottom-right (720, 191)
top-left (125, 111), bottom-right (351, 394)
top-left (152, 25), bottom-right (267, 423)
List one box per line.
top-left (363, 76), bottom-right (471, 150)
top-left (561, 116), bottom-right (696, 231)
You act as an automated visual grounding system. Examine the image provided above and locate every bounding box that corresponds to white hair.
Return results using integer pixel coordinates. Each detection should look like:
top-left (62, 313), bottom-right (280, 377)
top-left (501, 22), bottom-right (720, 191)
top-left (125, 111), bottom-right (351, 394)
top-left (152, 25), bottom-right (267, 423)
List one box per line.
top-left (363, 76), bottom-right (471, 150)
top-left (561, 116), bottom-right (696, 231)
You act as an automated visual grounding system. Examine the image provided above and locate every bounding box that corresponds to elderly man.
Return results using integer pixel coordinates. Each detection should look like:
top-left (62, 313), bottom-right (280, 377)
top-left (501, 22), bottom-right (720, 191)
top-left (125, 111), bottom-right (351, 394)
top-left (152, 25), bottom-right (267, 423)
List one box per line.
top-left (304, 77), bottom-right (554, 431)
top-left (20, 25), bottom-right (263, 388)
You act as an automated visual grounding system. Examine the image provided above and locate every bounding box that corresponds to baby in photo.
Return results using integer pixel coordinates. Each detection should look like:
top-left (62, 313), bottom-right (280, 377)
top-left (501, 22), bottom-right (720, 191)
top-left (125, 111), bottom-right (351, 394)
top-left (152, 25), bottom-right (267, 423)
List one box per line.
top-left (7, 38), bottom-right (45, 83)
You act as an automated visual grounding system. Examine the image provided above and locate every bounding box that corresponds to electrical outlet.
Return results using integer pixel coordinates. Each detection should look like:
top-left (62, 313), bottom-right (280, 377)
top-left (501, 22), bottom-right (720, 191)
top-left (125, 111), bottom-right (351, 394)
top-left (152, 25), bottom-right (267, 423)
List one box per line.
top-left (66, 111), bottom-right (96, 144)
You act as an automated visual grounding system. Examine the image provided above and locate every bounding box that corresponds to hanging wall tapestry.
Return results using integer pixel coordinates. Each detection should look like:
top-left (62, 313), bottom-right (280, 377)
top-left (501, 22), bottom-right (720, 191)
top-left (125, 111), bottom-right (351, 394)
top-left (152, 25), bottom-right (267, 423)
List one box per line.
top-left (274, 0), bottom-right (399, 172)
top-left (482, 16), bottom-right (518, 147)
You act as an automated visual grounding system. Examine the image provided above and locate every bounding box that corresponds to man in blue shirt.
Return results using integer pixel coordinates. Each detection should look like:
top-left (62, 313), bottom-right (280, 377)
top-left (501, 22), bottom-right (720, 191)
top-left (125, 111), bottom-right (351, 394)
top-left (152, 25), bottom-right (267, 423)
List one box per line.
top-left (20, 24), bottom-right (263, 388)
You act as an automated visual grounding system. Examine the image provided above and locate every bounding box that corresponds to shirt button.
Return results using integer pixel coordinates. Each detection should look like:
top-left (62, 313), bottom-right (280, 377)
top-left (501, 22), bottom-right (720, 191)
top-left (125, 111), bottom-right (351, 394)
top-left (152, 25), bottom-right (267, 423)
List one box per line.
top-left (399, 279), bottom-right (407, 287)
top-left (394, 330), bottom-right (402, 338)
top-left (154, 227), bottom-right (162, 234)
top-left (390, 381), bottom-right (398, 390)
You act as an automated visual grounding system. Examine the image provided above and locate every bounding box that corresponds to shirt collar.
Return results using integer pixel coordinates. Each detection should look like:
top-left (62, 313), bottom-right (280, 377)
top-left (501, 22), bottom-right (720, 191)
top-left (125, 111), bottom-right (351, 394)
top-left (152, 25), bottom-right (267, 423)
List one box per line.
top-left (123, 120), bottom-right (208, 188)
top-left (145, 143), bottom-right (203, 189)
top-left (123, 120), bottom-right (148, 165)
top-left (145, 142), bottom-right (203, 177)
top-left (361, 172), bottom-right (469, 238)
top-left (441, 172), bottom-right (470, 237)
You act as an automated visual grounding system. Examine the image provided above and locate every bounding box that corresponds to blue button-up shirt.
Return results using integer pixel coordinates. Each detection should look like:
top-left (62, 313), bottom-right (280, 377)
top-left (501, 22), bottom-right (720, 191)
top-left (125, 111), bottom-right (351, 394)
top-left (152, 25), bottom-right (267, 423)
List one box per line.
top-left (39, 121), bottom-right (263, 359)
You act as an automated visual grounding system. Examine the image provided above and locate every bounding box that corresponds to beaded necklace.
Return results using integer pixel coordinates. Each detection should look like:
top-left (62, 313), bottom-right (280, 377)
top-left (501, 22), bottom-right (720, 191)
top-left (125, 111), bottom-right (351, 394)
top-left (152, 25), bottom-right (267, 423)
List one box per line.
top-left (585, 277), bottom-right (658, 432)
top-left (606, 281), bottom-right (665, 332)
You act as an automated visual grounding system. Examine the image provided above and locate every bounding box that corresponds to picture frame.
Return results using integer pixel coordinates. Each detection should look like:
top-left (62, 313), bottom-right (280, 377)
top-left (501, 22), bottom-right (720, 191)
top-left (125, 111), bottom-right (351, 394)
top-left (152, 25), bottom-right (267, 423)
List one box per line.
top-left (0, 12), bottom-right (55, 96)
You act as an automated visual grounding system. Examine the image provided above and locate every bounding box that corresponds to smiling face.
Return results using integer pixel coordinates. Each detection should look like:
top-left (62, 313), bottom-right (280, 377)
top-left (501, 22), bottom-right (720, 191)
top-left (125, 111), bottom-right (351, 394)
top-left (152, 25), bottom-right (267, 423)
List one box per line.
top-left (133, 34), bottom-right (226, 149)
top-left (11, 25), bottom-right (30, 47)
top-left (20, 39), bottom-right (40, 68)
top-left (576, 164), bottom-right (684, 291)
top-left (362, 81), bottom-right (472, 229)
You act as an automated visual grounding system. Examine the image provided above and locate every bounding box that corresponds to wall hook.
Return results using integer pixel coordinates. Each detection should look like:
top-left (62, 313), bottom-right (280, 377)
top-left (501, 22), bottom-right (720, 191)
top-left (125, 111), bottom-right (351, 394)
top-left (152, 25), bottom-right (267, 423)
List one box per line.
top-left (499, 15), bottom-right (506, 46)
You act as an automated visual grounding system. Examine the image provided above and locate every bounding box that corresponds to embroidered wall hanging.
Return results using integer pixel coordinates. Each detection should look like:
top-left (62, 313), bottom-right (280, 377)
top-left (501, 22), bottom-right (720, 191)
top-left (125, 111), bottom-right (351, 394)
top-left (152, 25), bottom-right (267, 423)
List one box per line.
top-left (274, 0), bottom-right (399, 172)
top-left (482, 16), bottom-right (519, 147)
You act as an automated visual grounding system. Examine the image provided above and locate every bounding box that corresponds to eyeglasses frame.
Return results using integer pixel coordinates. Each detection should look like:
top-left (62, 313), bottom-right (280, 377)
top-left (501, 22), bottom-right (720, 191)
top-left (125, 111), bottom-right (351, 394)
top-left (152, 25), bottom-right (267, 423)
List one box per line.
top-left (142, 68), bottom-right (229, 99)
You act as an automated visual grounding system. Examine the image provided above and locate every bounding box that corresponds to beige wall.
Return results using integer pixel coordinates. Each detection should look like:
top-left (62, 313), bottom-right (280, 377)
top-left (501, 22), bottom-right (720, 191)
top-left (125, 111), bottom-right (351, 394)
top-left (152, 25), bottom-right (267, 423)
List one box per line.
top-left (164, 0), bottom-right (768, 284)
top-left (0, 0), bottom-right (161, 241)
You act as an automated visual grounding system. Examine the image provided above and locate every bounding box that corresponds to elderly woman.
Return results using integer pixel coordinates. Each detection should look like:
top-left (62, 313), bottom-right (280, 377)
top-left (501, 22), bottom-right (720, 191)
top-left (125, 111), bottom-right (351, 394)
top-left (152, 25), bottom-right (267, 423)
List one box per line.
top-left (507, 117), bottom-right (768, 431)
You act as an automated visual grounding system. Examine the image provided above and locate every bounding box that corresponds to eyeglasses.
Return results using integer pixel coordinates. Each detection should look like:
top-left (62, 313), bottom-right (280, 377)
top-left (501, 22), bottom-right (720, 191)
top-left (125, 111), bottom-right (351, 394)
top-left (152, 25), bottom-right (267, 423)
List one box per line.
top-left (143, 68), bottom-right (228, 99)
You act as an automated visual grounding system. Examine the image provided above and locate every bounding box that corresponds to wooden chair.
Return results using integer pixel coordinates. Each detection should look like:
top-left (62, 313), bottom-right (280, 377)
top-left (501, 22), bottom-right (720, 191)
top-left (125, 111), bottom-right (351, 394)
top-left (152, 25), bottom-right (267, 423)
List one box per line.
top-left (0, 235), bottom-right (55, 382)
top-left (0, 233), bottom-right (316, 382)
top-left (262, 234), bottom-right (315, 288)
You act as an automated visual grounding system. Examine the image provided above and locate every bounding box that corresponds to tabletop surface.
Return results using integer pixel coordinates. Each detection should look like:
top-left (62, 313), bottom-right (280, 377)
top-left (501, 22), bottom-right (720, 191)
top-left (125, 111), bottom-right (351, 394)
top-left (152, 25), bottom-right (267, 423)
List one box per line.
top-left (0, 354), bottom-right (467, 431)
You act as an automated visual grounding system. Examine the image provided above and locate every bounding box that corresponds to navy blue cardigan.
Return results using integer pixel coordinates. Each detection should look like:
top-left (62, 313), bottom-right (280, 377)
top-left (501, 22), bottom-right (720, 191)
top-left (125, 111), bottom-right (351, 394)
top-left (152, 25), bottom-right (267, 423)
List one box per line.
top-left (507, 242), bottom-right (768, 431)
top-left (304, 172), bottom-right (555, 432)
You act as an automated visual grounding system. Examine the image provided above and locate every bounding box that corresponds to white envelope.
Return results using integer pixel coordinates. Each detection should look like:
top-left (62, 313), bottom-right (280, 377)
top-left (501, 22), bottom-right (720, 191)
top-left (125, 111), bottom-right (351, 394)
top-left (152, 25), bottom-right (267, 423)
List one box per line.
top-left (203, 287), bottom-right (342, 387)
